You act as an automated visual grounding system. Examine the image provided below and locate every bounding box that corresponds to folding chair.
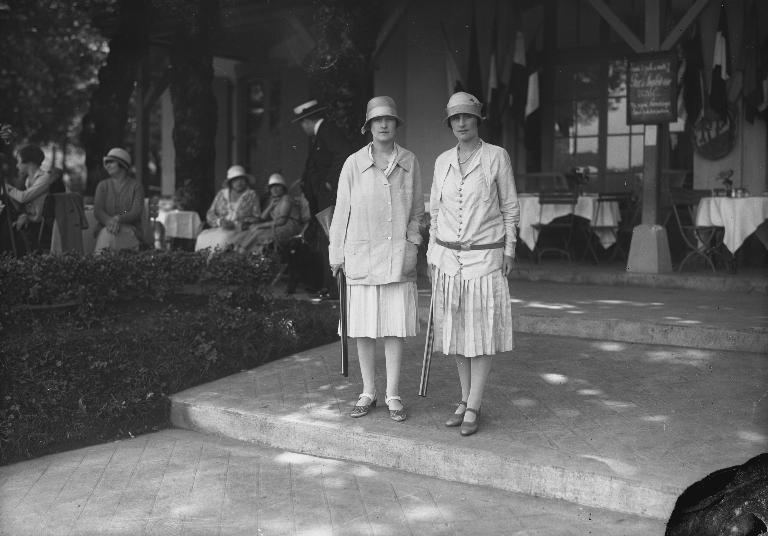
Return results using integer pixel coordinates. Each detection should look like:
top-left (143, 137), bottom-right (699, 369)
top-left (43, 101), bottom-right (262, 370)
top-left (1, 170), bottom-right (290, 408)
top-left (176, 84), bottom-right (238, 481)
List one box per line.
top-left (668, 188), bottom-right (727, 272)
top-left (582, 192), bottom-right (634, 263)
top-left (532, 191), bottom-right (578, 262)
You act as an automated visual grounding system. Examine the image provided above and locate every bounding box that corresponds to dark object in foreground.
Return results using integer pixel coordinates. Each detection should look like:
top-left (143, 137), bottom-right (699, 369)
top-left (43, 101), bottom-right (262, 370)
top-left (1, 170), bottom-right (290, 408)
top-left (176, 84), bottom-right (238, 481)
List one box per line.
top-left (665, 453), bottom-right (768, 536)
top-left (337, 271), bottom-right (348, 377)
top-left (418, 293), bottom-right (434, 397)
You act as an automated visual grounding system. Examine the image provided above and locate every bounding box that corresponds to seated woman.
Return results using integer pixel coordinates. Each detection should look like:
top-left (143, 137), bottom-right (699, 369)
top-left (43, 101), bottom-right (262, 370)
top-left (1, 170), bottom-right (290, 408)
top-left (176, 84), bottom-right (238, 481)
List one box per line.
top-left (233, 173), bottom-right (303, 254)
top-left (93, 148), bottom-right (145, 254)
top-left (195, 165), bottom-right (260, 252)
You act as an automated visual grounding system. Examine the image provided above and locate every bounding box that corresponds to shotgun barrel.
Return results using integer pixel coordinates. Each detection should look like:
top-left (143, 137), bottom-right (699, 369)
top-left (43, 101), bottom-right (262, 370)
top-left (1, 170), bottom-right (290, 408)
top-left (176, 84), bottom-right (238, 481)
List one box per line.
top-left (337, 271), bottom-right (349, 377)
top-left (418, 292), bottom-right (435, 397)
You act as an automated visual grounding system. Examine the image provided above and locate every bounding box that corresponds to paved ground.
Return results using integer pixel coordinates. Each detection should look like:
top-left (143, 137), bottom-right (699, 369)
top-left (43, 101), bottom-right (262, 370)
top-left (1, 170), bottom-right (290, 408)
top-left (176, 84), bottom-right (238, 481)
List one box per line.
top-left (1, 265), bottom-right (765, 535)
top-left (0, 429), bottom-right (663, 536)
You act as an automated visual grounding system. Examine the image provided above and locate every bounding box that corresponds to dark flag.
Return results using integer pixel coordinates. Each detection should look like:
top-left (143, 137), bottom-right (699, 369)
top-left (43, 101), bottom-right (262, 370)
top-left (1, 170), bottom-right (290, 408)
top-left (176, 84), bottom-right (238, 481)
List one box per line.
top-left (508, 30), bottom-right (528, 123)
top-left (466, 2), bottom-right (483, 102)
top-left (682, 23), bottom-right (705, 125)
top-left (485, 0), bottom-right (501, 143)
top-left (743, 1), bottom-right (764, 123)
top-left (440, 22), bottom-right (464, 99)
top-left (709, 5), bottom-right (730, 120)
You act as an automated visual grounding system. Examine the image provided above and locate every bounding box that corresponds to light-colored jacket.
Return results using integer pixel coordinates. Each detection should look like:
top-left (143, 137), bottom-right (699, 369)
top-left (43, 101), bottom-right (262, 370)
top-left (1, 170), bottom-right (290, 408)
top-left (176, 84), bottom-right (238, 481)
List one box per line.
top-left (7, 169), bottom-right (54, 223)
top-left (329, 143), bottom-right (424, 285)
top-left (427, 141), bottom-right (520, 279)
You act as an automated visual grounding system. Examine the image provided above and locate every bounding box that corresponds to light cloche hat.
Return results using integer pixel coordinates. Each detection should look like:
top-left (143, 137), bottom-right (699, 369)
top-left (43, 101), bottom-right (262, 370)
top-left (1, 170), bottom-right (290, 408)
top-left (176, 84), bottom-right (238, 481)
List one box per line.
top-left (225, 165), bottom-right (252, 185)
top-left (103, 147), bottom-right (132, 169)
top-left (360, 96), bottom-right (403, 134)
top-left (267, 173), bottom-right (287, 187)
top-left (444, 92), bottom-right (483, 124)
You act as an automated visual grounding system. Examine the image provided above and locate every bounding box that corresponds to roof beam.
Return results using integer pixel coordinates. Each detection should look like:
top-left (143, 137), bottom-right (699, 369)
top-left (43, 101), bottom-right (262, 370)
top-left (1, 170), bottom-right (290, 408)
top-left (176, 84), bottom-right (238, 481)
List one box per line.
top-left (372, 0), bottom-right (409, 61)
top-left (585, 0), bottom-right (644, 53)
top-left (660, 0), bottom-right (711, 51)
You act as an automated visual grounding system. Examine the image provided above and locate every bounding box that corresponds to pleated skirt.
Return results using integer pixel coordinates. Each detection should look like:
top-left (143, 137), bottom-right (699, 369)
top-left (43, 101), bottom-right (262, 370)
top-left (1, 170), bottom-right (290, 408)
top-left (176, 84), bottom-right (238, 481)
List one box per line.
top-left (431, 267), bottom-right (514, 358)
top-left (344, 281), bottom-right (419, 338)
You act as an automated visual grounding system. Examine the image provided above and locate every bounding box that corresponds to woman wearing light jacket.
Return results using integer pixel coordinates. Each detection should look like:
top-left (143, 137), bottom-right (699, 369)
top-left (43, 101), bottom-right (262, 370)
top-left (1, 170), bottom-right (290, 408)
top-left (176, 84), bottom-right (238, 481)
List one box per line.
top-left (427, 92), bottom-right (520, 436)
top-left (329, 96), bottom-right (424, 422)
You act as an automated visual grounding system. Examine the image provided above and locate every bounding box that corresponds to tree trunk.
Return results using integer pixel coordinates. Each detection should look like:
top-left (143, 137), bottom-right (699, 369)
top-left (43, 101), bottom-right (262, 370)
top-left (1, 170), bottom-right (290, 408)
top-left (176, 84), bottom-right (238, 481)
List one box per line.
top-left (81, 0), bottom-right (150, 196)
top-left (168, 0), bottom-right (218, 217)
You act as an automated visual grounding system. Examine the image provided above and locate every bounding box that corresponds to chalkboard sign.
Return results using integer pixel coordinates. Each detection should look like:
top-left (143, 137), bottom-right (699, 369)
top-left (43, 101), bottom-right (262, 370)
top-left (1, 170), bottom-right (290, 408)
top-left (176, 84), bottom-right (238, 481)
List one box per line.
top-left (627, 53), bottom-right (677, 125)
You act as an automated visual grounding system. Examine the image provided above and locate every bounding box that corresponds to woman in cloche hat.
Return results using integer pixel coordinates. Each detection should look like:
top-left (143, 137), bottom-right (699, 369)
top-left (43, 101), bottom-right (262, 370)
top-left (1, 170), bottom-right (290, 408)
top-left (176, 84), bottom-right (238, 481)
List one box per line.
top-left (426, 92), bottom-right (521, 436)
top-left (328, 96), bottom-right (424, 422)
top-left (232, 172), bottom-right (305, 254)
top-left (93, 147), bottom-right (146, 254)
top-left (194, 164), bottom-right (261, 252)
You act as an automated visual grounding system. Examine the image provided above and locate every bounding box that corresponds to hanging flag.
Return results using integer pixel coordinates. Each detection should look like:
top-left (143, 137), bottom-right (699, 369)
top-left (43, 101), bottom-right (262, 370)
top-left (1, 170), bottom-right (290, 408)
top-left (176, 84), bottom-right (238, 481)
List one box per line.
top-left (508, 31), bottom-right (528, 122)
top-left (743, 0), bottom-right (764, 123)
top-left (466, 1), bottom-right (484, 101)
top-left (440, 23), bottom-right (464, 99)
top-left (709, 4), bottom-right (730, 120)
top-left (682, 23), bottom-right (705, 124)
top-left (670, 45), bottom-right (687, 132)
top-left (525, 70), bottom-right (539, 118)
top-left (485, 0), bottom-right (501, 143)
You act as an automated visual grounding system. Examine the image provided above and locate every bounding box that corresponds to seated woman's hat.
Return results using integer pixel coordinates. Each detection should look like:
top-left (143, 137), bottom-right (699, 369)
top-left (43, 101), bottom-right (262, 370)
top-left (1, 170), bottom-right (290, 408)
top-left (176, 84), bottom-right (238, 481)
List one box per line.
top-left (444, 92), bottom-right (483, 123)
top-left (268, 173), bottom-right (287, 187)
top-left (103, 147), bottom-right (132, 169)
top-left (226, 165), bottom-right (252, 185)
top-left (361, 96), bottom-right (403, 134)
top-left (292, 100), bottom-right (327, 122)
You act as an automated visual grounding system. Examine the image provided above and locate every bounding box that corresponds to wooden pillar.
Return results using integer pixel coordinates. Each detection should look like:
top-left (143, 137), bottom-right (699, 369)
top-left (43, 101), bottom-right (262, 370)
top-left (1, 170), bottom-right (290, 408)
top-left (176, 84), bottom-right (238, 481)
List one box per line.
top-left (627, 0), bottom-right (673, 273)
top-left (134, 57), bottom-right (149, 193)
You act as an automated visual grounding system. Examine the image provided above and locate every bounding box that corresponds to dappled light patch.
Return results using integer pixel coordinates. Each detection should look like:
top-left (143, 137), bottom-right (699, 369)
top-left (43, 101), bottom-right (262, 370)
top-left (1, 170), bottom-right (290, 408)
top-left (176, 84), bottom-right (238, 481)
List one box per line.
top-left (602, 400), bottom-right (636, 409)
top-left (512, 398), bottom-right (538, 408)
top-left (645, 348), bottom-right (712, 367)
top-left (590, 341), bottom-right (627, 352)
top-left (736, 430), bottom-right (768, 444)
top-left (524, 301), bottom-right (578, 311)
top-left (541, 373), bottom-right (569, 385)
top-left (580, 454), bottom-right (638, 476)
top-left (642, 415), bottom-right (670, 423)
top-left (578, 388), bottom-right (603, 396)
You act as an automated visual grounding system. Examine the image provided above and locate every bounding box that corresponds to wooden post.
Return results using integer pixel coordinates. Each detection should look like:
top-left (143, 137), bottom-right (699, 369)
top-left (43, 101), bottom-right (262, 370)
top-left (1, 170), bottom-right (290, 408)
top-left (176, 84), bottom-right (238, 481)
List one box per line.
top-left (134, 57), bottom-right (149, 193)
top-left (626, 0), bottom-right (673, 273)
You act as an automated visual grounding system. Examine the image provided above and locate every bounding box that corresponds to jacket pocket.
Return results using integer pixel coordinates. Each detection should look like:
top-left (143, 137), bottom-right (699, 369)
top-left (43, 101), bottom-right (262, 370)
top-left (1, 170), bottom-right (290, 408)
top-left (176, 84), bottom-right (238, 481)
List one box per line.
top-left (344, 240), bottom-right (369, 280)
top-left (401, 240), bottom-right (419, 278)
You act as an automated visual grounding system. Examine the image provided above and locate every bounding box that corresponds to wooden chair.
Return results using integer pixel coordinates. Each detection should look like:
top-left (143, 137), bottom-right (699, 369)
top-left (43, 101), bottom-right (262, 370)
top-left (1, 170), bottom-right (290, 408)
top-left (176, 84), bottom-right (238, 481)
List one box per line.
top-left (582, 191), bottom-right (636, 263)
top-left (668, 188), bottom-right (728, 272)
top-left (532, 191), bottom-right (578, 262)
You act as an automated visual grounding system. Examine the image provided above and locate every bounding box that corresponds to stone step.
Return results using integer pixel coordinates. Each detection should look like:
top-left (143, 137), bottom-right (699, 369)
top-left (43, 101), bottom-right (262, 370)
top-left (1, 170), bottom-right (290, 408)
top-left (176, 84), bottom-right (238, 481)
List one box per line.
top-left (416, 280), bottom-right (768, 353)
top-left (169, 333), bottom-right (768, 521)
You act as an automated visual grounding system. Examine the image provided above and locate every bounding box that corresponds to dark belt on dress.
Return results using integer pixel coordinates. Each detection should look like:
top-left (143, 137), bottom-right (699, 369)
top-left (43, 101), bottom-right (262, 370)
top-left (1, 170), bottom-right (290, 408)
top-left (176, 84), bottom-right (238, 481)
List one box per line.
top-left (436, 238), bottom-right (505, 251)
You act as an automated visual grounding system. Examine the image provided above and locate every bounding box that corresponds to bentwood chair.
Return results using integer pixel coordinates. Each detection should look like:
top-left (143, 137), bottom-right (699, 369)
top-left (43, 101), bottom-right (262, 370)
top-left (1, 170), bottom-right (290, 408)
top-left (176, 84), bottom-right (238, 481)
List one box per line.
top-left (668, 188), bottom-right (728, 272)
top-left (532, 190), bottom-right (579, 262)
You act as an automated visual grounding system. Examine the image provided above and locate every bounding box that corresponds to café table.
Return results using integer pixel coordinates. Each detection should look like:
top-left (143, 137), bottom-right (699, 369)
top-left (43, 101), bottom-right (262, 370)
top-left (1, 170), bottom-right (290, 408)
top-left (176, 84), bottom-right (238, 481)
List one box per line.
top-left (157, 209), bottom-right (202, 242)
top-left (696, 195), bottom-right (768, 253)
top-left (517, 193), bottom-right (621, 252)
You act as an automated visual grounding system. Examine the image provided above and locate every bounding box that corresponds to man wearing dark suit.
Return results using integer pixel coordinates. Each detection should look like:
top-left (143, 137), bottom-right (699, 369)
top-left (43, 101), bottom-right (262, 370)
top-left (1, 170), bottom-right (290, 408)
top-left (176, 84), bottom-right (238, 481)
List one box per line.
top-left (293, 100), bottom-right (352, 298)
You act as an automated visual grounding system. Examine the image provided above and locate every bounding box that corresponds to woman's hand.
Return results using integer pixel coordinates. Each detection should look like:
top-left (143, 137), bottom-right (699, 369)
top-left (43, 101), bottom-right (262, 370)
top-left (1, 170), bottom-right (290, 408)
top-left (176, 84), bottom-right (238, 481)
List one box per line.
top-left (502, 255), bottom-right (515, 277)
top-left (331, 263), bottom-right (344, 277)
top-left (106, 216), bottom-right (121, 234)
top-left (221, 219), bottom-right (236, 230)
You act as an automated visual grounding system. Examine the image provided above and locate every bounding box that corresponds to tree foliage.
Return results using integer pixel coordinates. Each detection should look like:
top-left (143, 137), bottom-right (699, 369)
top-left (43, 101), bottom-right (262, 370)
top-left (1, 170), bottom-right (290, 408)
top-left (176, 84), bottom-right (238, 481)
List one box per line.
top-left (0, 0), bottom-right (111, 144)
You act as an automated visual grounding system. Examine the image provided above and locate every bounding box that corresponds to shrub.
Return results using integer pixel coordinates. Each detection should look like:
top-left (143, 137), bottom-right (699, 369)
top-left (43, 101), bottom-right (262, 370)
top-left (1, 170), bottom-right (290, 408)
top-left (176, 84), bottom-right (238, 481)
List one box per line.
top-left (0, 250), bottom-right (340, 465)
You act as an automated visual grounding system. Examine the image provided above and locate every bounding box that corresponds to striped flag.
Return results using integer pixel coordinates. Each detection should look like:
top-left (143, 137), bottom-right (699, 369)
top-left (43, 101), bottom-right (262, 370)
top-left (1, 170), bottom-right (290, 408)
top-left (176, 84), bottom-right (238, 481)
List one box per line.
top-left (709, 4), bottom-right (730, 119)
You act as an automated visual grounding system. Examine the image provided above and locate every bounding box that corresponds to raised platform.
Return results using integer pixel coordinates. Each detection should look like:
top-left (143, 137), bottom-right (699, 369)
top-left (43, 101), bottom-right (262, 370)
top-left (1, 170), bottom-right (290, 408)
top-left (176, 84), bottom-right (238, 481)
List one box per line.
top-left (170, 331), bottom-right (767, 520)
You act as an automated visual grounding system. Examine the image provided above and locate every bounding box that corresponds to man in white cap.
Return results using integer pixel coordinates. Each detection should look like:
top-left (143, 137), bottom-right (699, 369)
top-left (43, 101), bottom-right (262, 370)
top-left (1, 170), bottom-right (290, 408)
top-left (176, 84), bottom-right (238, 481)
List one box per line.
top-left (292, 99), bottom-right (351, 297)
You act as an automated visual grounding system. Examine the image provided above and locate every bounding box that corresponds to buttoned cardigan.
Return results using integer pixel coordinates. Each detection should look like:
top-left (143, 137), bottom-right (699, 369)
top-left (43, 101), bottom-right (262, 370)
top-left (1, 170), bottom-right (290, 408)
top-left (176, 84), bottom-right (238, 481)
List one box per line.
top-left (427, 141), bottom-right (520, 279)
top-left (329, 144), bottom-right (424, 285)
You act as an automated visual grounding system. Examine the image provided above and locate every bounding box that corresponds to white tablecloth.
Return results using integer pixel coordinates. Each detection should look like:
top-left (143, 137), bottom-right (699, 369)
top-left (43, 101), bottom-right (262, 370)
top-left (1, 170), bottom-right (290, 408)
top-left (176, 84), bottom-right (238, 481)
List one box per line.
top-left (518, 194), bottom-right (620, 251)
top-left (157, 210), bottom-right (202, 239)
top-left (696, 196), bottom-right (768, 253)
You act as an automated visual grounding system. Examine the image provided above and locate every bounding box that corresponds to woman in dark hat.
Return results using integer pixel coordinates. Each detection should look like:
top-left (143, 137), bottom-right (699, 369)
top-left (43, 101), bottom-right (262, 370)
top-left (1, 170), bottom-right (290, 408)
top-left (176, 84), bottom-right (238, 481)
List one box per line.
top-left (194, 165), bottom-right (260, 252)
top-left (93, 147), bottom-right (146, 254)
top-left (426, 92), bottom-right (520, 436)
top-left (328, 96), bottom-right (424, 422)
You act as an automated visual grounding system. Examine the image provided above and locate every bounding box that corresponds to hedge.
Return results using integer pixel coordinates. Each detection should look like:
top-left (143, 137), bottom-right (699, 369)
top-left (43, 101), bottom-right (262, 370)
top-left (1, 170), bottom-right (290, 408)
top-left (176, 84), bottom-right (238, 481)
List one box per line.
top-left (0, 250), bottom-right (340, 465)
